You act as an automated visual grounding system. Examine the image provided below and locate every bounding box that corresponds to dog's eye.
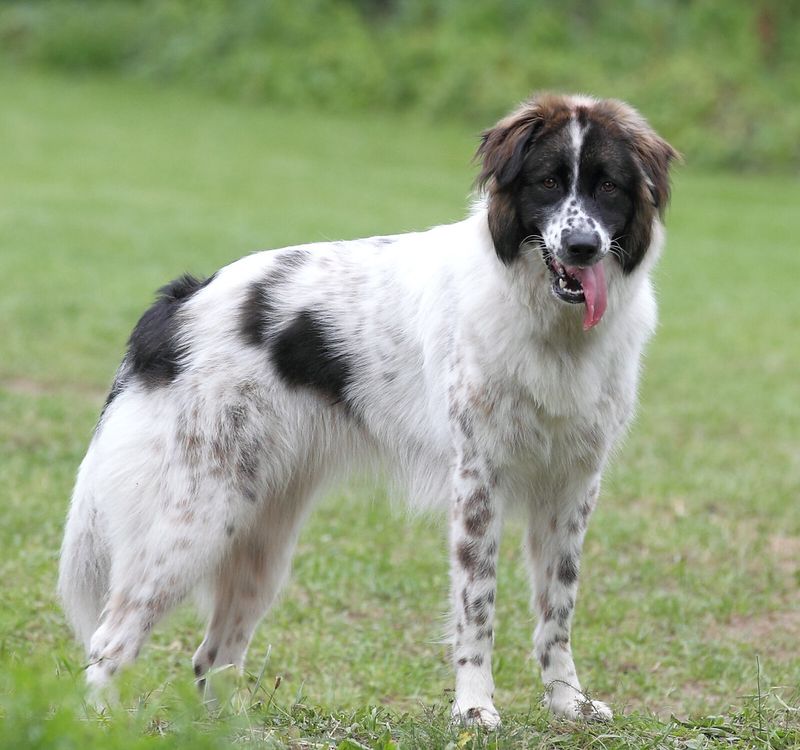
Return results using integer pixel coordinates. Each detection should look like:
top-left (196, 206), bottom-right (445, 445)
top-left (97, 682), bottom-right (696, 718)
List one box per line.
top-left (542, 177), bottom-right (558, 189)
top-left (600, 180), bottom-right (616, 193)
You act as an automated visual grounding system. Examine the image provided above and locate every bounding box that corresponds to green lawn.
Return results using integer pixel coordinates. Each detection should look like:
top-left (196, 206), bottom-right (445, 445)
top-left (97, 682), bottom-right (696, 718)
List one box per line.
top-left (1, 71), bottom-right (799, 749)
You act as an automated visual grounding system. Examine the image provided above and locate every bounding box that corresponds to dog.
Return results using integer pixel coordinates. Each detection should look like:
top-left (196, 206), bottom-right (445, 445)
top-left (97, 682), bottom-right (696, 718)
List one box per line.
top-left (58, 93), bottom-right (676, 727)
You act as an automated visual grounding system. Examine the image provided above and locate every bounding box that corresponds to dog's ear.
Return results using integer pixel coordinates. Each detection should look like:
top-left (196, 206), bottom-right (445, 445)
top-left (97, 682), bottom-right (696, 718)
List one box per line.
top-left (477, 117), bottom-right (534, 262)
top-left (623, 125), bottom-right (680, 273)
top-left (475, 107), bottom-right (544, 191)
top-left (486, 191), bottom-right (526, 265)
top-left (592, 98), bottom-right (680, 218)
top-left (475, 98), bottom-right (552, 263)
top-left (590, 98), bottom-right (679, 273)
top-left (632, 130), bottom-right (680, 216)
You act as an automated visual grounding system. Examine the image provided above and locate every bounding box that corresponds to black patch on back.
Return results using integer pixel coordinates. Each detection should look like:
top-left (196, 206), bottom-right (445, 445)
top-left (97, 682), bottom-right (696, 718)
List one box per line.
top-left (270, 309), bottom-right (352, 408)
top-left (127, 273), bottom-right (214, 388)
top-left (240, 249), bottom-right (309, 346)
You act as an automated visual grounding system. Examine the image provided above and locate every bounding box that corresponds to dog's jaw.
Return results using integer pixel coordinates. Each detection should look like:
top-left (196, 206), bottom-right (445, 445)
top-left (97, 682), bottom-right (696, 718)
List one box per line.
top-left (539, 246), bottom-right (609, 329)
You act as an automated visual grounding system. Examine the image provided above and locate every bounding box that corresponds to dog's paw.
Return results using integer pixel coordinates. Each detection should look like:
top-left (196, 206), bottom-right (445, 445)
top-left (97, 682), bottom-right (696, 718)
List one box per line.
top-left (547, 693), bottom-right (613, 722)
top-left (83, 676), bottom-right (118, 716)
top-left (575, 698), bottom-right (613, 721)
top-left (451, 703), bottom-right (502, 730)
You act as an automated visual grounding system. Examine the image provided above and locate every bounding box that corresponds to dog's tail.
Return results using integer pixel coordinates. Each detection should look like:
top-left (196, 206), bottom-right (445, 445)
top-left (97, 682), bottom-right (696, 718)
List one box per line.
top-left (57, 461), bottom-right (110, 651)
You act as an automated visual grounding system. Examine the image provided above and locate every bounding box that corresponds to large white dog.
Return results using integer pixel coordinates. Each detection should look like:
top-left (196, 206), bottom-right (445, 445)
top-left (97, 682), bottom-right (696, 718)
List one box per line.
top-left (59, 93), bottom-right (676, 727)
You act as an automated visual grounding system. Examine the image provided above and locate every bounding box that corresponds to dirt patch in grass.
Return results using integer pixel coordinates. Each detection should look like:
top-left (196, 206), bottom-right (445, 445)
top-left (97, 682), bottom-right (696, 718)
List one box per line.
top-left (708, 609), bottom-right (800, 662)
top-left (1, 376), bottom-right (106, 400)
top-left (769, 534), bottom-right (800, 575)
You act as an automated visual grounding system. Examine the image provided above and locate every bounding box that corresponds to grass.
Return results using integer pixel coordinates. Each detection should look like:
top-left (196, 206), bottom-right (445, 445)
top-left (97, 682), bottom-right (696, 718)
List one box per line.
top-left (1, 69), bottom-right (799, 748)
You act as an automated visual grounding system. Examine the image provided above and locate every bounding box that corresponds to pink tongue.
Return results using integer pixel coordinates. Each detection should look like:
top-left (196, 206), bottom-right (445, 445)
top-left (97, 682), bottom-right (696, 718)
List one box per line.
top-left (566, 262), bottom-right (608, 330)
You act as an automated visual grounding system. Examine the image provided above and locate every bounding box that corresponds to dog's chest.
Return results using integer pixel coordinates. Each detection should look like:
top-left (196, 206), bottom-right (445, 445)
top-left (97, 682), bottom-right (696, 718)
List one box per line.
top-left (480, 338), bottom-right (637, 469)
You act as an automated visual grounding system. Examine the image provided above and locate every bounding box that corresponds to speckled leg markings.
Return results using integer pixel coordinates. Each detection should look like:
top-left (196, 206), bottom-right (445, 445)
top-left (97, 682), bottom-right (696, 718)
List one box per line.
top-left (192, 493), bottom-right (313, 693)
top-left (191, 542), bottom-right (271, 691)
top-left (85, 547), bottom-right (199, 695)
top-left (448, 386), bottom-right (503, 729)
top-left (526, 478), bottom-right (612, 721)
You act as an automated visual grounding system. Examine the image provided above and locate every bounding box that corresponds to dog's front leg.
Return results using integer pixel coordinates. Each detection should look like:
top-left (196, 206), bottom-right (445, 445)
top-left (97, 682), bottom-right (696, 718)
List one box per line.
top-left (526, 476), bottom-right (613, 721)
top-left (448, 409), bottom-right (503, 729)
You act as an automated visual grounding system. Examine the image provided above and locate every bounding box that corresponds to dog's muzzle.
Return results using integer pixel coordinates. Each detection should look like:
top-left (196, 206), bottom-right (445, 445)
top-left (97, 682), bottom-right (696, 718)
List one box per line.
top-left (541, 241), bottom-right (608, 331)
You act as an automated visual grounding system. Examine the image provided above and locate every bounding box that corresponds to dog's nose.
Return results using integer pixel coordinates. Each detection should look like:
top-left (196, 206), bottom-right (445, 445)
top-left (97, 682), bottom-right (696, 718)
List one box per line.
top-left (563, 230), bottom-right (601, 266)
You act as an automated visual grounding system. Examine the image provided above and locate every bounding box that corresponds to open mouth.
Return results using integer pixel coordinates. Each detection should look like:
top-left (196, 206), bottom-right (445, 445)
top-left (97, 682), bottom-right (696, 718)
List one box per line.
top-left (541, 248), bottom-right (608, 330)
top-left (543, 248), bottom-right (585, 304)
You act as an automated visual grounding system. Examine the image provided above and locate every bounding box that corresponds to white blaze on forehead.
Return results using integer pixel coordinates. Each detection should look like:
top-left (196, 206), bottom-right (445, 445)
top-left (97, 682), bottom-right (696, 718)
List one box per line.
top-left (540, 113), bottom-right (612, 331)
top-left (568, 116), bottom-right (587, 193)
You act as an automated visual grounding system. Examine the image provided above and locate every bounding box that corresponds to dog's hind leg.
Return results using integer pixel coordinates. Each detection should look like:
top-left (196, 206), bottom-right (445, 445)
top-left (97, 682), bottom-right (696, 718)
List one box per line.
top-left (83, 497), bottom-right (234, 695)
top-left (192, 487), bottom-right (314, 685)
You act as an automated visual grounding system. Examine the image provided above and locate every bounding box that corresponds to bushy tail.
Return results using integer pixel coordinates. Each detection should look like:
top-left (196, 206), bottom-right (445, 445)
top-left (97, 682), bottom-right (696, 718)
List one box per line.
top-left (57, 479), bottom-right (110, 651)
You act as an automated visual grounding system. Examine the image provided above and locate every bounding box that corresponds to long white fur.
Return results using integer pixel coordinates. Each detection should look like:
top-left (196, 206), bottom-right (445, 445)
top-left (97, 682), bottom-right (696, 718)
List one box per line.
top-left (59, 103), bottom-right (664, 727)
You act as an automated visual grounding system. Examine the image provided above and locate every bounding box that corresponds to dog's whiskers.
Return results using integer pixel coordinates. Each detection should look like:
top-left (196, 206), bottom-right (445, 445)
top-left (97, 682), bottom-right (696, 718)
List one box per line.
top-left (607, 237), bottom-right (628, 263)
top-left (520, 235), bottom-right (548, 260)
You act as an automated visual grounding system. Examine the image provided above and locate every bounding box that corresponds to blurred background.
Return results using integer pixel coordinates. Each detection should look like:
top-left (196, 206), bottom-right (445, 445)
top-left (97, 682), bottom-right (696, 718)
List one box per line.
top-left (1, 0), bottom-right (798, 172)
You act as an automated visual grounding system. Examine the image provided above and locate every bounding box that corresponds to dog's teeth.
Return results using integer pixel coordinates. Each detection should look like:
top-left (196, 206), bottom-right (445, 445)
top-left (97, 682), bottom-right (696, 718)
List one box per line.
top-left (559, 278), bottom-right (567, 290)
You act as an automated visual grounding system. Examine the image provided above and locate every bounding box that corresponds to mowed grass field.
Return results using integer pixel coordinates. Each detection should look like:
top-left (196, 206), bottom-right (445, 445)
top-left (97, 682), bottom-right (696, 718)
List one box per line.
top-left (1, 71), bottom-right (799, 749)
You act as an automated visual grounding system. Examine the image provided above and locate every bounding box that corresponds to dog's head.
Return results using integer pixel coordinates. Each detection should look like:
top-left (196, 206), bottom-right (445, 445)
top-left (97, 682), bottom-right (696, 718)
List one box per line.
top-left (476, 94), bottom-right (678, 329)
